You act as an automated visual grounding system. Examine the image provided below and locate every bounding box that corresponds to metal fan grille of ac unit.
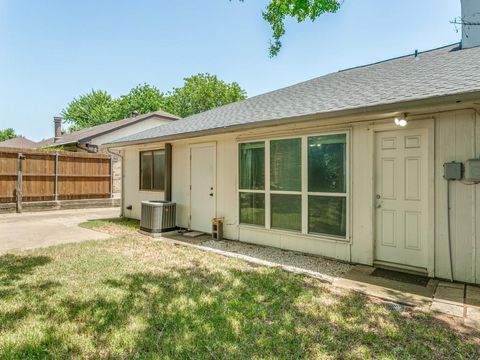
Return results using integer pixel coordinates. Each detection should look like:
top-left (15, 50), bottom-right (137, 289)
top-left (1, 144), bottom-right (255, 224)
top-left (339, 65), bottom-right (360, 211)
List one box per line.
top-left (140, 201), bottom-right (176, 233)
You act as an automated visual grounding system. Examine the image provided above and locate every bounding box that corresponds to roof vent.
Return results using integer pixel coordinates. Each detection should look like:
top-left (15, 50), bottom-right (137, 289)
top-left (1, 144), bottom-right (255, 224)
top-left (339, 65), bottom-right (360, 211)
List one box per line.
top-left (460, 0), bottom-right (480, 49)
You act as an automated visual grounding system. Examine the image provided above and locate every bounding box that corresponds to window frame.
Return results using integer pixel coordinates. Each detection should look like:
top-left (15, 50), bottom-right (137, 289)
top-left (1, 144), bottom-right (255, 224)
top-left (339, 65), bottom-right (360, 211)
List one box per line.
top-left (237, 130), bottom-right (350, 241)
top-left (139, 149), bottom-right (166, 191)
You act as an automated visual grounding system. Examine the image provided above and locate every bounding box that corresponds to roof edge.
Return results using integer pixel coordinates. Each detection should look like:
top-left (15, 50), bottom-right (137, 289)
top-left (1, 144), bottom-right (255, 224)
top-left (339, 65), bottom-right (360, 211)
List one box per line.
top-left (43, 113), bottom-right (178, 148)
top-left (106, 90), bottom-right (480, 148)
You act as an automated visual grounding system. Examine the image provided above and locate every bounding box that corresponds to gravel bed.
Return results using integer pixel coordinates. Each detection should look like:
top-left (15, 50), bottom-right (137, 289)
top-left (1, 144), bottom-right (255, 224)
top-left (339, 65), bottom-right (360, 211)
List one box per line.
top-left (176, 235), bottom-right (353, 278)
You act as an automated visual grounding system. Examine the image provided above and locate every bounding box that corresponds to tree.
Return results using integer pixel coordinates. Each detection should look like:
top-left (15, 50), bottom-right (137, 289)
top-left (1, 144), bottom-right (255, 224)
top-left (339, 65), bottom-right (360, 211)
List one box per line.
top-left (164, 73), bottom-right (247, 118)
top-left (62, 90), bottom-right (115, 131)
top-left (237, 0), bottom-right (341, 57)
top-left (112, 84), bottom-right (166, 120)
top-left (0, 128), bottom-right (17, 141)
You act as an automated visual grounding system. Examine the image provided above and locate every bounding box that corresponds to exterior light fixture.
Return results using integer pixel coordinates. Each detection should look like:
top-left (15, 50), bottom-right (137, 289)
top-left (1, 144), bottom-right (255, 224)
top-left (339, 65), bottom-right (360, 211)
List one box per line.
top-left (394, 114), bottom-right (408, 127)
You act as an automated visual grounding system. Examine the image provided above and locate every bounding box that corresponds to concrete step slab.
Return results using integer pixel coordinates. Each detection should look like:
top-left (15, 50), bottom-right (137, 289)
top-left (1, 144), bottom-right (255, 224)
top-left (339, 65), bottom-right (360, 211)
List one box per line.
top-left (431, 301), bottom-right (464, 317)
top-left (434, 283), bottom-right (465, 305)
top-left (466, 285), bottom-right (480, 307)
top-left (465, 306), bottom-right (480, 330)
top-left (334, 265), bottom-right (435, 307)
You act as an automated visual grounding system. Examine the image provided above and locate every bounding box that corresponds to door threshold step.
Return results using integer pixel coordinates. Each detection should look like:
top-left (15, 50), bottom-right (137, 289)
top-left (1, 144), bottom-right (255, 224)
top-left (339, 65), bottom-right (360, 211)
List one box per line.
top-left (373, 260), bottom-right (428, 276)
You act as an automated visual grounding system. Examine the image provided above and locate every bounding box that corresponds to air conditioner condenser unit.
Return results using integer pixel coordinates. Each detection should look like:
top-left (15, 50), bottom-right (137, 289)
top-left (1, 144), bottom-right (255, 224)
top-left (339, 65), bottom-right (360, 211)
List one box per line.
top-left (140, 200), bottom-right (176, 235)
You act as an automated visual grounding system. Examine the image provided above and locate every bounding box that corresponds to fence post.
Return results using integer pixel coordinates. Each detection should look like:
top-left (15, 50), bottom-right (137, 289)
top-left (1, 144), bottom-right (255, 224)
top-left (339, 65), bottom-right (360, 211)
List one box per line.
top-left (110, 156), bottom-right (113, 198)
top-left (54, 152), bottom-right (59, 201)
top-left (16, 153), bottom-right (25, 213)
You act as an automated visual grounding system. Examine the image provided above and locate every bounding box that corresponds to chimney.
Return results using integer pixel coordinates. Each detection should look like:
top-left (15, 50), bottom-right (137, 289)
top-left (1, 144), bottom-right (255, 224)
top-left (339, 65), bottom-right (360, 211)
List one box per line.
top-left (461, 0), bottom-right (480, 49)
top-left (54, 117), bottom-right (62, 141)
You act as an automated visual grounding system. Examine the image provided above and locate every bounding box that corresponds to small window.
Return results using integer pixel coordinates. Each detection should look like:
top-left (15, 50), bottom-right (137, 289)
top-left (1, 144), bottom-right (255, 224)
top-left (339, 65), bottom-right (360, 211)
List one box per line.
top-left (308, 196), bottom-right (346, 237)
top-left (140, 150), bottom-right (165, 191)
top-left (308, 134), bottom-right (346, 193)
top-left (271, 194), bottom-right (302, 231)
top-left (270, 138), bottom-right (301, 191)
top-left (239, 192), bottom-right (265, 226)
top-left (239, 142), bottom-right (265, 190)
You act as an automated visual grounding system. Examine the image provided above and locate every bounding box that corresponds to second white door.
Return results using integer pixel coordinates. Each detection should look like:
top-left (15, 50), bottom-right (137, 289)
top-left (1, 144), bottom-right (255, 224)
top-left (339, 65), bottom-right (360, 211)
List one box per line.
top-left (190, 144), bottom-right (216, 233)
top-left (374, 128), bottom-right (429, 270)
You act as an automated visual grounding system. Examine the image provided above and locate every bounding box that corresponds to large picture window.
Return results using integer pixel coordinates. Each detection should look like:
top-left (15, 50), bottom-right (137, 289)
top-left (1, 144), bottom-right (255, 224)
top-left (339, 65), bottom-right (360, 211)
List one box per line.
top-left (238, 132), bottom-right (348, 239)
top-left (140, 150), bottom-right (165, 191)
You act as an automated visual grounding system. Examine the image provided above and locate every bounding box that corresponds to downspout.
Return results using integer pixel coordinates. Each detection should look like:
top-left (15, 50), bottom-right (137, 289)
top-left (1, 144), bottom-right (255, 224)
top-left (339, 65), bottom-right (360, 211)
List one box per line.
top-left (164, 143), bottom-right (172, 201)
top-left (107, 148), bottom-right (124, 217)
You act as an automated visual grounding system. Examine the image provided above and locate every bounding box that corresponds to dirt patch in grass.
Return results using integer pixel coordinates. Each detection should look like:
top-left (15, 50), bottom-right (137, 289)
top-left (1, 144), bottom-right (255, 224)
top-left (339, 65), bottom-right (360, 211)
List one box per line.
top-left (1, 224), bottom-right (479, 359)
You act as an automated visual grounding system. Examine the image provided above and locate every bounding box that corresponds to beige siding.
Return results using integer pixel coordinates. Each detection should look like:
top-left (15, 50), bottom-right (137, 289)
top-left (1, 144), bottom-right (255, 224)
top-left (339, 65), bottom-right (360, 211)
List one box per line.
top-left (123, 146), bottom-right (164, 220)
top-left (93, 118), bottom-right (172, 147)
top-left (121, 107), bottom-right (480, 283)
top-left (350, 123), bottom-right (375, 265)
top-left (171, 142), bottom-right (189, 228)
top-left (435, 109), bottom-right (479, 283)
top-left (95, 117), bottom-right (173, 196)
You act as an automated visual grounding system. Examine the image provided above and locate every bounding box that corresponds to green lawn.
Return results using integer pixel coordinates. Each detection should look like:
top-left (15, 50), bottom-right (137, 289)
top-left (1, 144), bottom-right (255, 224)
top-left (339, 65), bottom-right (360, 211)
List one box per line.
top-left (0, 220), bottom-right (478, 359)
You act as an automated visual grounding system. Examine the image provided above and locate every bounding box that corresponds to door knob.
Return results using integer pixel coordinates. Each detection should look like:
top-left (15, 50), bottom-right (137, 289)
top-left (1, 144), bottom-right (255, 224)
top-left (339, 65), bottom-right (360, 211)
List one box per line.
top-left (209, 193), bottom-right (214, 197)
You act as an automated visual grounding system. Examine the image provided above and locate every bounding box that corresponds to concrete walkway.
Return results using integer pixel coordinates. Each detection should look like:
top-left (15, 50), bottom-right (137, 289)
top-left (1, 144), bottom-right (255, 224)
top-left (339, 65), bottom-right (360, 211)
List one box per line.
top-left (335, 265), bottom-right (479, 329)
top-left (0, 207), bottom-right (119, 253)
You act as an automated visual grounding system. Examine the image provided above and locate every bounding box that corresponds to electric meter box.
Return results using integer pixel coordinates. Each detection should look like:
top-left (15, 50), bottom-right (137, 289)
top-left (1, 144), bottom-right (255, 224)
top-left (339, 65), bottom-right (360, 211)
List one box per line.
top-left (443, 161), bottom-right (463, 180)
top-left (465, 159), bottom-right (480, 182)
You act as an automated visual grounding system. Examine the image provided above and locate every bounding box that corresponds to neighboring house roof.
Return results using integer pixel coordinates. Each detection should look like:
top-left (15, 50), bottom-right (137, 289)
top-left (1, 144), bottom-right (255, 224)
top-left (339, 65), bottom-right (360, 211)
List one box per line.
top-left (38, 110), bottom-right (178, 148)
top-left (110, 43), bottom-right (480, 146)
top-left (0, 136), bottom-right (38, 149)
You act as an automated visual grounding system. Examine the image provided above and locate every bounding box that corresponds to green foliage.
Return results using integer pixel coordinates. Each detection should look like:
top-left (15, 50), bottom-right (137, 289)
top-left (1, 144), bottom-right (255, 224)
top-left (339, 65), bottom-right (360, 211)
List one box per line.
top-left (165, 73), bottom-right (247, 118)
top-left (0, 128), bottom-right (17, 141)
top-left (61, 75), bottom-right (246, 131)
top-left (238, 0), bottom-right (341, 57)
top-left (112, 84), bottom-right (166, 120)
top-left (61, 90), bottom-right (115, 131)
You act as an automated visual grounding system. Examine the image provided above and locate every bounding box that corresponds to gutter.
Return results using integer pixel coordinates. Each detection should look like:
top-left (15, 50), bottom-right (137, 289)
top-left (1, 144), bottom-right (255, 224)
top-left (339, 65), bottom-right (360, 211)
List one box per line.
top-left (105, 91), bottom-right (480, 148)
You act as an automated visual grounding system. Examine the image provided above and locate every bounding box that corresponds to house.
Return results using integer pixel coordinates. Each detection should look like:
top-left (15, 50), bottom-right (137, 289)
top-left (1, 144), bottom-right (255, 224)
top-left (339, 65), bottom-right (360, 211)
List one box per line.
top-left (109, 1), bottom-right (480, 284)
top-left (37, 110), bottom-right (178, 195)
top-left (0, 136), bottom-right (38, 148)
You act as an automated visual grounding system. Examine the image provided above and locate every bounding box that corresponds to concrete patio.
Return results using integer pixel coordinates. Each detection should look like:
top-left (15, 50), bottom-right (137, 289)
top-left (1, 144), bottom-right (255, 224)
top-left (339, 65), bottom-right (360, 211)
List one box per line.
top-left (0, 207), bottom-right (119, 253)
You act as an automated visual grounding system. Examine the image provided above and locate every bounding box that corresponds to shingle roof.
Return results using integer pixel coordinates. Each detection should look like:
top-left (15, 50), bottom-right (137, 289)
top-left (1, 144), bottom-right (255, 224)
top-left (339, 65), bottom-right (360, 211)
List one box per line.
top-left (110, 44), bottom-right (480, 146)
top-left (0, 137), bottom-right (38, 149)
top-left (38, 110), bottom-right (178, 148)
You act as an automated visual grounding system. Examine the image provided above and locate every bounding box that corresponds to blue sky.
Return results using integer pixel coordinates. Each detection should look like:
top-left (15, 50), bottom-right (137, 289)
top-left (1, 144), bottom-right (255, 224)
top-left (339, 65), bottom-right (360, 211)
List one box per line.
top-left (0, 0), bottom-right (461, 141)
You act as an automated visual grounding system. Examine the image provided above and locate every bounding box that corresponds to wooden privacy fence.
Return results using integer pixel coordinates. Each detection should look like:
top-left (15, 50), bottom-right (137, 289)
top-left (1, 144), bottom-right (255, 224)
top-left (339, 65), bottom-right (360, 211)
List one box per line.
top-left (0, 148), bottom-right (112, 206)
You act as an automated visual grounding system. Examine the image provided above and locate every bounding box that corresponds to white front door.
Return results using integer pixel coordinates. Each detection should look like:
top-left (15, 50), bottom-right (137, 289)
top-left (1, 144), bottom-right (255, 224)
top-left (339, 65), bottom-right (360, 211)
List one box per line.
top-left (190, 144), bottom-right (216, 233)
top-left (374, 128), bottom-right (429, 270)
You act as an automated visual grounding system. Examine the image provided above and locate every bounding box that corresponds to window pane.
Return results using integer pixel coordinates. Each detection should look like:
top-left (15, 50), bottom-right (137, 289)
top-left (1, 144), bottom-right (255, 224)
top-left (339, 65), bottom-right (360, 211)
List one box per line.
top-left (239, 142), bottom-right (265, 190)
top-left (140, 152), bottom-right (153, 190)
top-left (153, 150), bottom-right (165, 190)
top-left (308, 134), bottom-right (346, 193)
top-left (271, 194), bottom-right (301, 231)
top-left (239, 192), bottom-right (265, 226)
top-left (308, 196), bottom-right (346, 237)
top-left (270, 138), bottom-right (301, 191)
